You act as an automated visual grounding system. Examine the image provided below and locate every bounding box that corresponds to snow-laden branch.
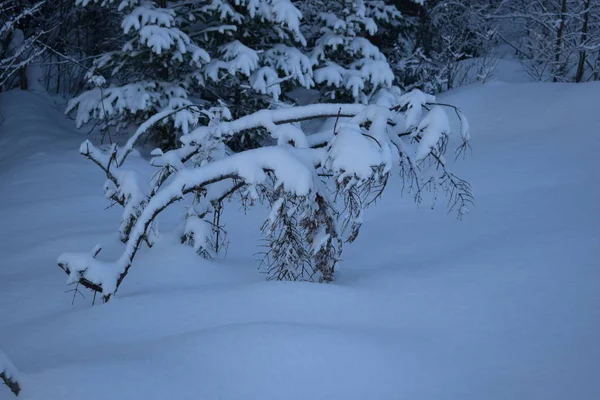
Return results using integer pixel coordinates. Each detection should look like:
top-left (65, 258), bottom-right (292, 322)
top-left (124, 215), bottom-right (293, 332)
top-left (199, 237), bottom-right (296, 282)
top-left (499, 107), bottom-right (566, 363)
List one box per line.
top-left (181, 103), bottom-right (366, 145)
top-left (0, 351), bottom-right (21, 397)
top-left (0, 1), bottom-right (46, 37)
top-left (59, 89), bottom-right (473, 303)
top-left (59, 146), bottom-right (316, 301)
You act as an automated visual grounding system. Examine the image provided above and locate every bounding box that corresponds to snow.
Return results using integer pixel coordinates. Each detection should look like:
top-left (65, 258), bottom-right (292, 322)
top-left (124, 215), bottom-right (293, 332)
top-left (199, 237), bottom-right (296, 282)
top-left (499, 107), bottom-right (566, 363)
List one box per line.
top-left (182, 216), bottom-right (214, 257)
top-left (1, 79), bottom-right (600, 399)
top-left (314, 63), bottom-right (345, 88)
top-left (124, 8), bottom-right (193, 55)
top-left (58, 251), bottom-right (119, 294)
top-left (398, 89), bottom-right (437, 130)
top-left (249, 66), bottom-right (281, 101)
top-left (263, 45), bottom-right (314, 88)
top-left (326, 121), bottom-right (387, 182)
top-left (269, 0), bottom-right (305, 43)
top-left (216, 40), bottom-right (259, 77)
top-left (182, 102), bottom-right (365, 144)
top-left (272, 123), bottom-right (309, 148)
top-left (122, 6), bottom-right (175, 33)
top-left (414, 106), bottom-right (450, 160)
top-left (67, 83), bottom-right (155, 128)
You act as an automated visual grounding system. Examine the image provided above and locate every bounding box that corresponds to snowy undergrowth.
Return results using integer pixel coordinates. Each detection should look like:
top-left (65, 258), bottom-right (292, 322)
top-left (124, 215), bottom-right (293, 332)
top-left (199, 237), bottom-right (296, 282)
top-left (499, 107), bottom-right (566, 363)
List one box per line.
top-left (1, 80), bottom-right (600, 399)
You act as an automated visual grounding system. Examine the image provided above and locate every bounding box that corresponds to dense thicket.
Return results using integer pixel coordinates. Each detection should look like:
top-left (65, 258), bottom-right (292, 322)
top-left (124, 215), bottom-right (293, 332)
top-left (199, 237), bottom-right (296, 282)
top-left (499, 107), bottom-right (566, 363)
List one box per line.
top-left (3, 1), bottom-right (597, 97)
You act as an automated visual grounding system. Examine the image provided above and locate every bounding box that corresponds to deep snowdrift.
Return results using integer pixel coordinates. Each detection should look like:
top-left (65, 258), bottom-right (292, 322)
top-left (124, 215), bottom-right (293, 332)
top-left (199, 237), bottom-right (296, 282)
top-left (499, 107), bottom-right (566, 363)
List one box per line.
top-left (1, 81), bottom-right (599, 399)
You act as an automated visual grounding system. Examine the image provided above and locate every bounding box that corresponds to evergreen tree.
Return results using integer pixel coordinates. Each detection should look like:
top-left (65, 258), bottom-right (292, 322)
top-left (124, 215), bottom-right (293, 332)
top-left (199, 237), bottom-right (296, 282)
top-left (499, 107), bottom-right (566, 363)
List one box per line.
top-left (307, 0), bottom-right (401, 103)
top-left (67, 0), bottom-right (314, 149)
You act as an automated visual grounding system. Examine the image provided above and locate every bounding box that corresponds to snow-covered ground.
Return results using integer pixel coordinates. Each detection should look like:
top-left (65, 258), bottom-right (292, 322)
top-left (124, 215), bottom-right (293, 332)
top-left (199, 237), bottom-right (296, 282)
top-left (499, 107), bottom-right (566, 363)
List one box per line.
top-left (1, 77), bottom-right (599, 399)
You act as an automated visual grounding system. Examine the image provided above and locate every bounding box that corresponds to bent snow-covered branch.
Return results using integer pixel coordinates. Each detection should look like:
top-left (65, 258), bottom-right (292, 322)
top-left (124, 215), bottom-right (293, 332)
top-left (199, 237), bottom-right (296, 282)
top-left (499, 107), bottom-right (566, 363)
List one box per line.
top-left (58, 89), bottom-right (472, 303)
top-left (0, 351), bottom-right (21, 397)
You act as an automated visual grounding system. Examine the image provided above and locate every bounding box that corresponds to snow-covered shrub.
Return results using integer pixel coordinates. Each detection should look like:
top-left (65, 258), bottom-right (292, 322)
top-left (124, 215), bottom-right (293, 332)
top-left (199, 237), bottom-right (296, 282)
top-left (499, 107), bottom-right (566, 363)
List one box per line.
top-left (58, 88), bottom-right (472, 303)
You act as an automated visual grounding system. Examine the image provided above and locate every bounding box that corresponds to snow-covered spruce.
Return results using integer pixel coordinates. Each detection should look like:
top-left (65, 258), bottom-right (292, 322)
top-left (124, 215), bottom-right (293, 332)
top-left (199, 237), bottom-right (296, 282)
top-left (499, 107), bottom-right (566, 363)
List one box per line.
top-left (58, 89), bottom-right (472, 303)
top-left (66, 0), bottom-right (314, 148)
top-left (0, 350), bottom-right (21, 397)
top-left (66, 0), bottom-right (211, 148)
top-left (307, 0), bottom-right (401, 103)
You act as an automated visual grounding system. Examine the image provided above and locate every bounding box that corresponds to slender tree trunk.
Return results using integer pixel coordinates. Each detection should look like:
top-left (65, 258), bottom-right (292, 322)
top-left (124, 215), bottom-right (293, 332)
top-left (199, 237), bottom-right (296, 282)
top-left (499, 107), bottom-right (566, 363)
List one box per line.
top-left (19, 66), bottom-right (28, 90)
top-left (575, 0), bottom-right (591, 83)
top-left (56, 63), bottom-right (61, 93)
top-left (15, 0), bottom-right (29, 91)
top-left (596, 50), bottom-right (600, 81)
top-left (552, 0), bottom-right (568, 82)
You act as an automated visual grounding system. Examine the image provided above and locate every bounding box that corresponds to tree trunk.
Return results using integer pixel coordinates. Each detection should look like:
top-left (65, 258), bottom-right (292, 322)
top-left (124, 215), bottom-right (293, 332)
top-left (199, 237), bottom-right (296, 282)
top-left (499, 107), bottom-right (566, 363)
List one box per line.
top-left (552, 0), bottom-right (568, 82)
top-left (15, 0), bottom-right (30, 91)
top-left (19, 66), bottom-right (28, 90)
top-left (574, 0), bottom-right (591, 83)
top-left (596, 50), bottom-right (600, 81)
